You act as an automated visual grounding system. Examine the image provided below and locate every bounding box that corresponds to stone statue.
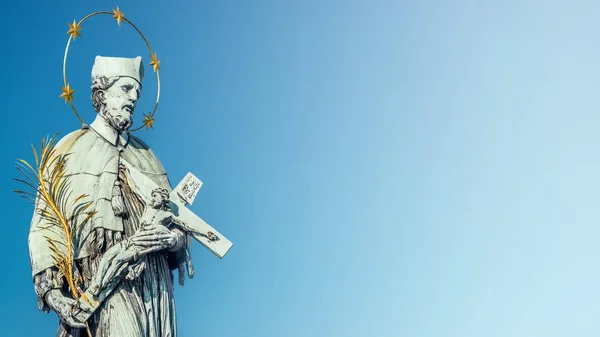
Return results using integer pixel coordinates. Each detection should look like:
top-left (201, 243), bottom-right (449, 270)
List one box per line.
top-left (28, 56), bottom-right (191, 337)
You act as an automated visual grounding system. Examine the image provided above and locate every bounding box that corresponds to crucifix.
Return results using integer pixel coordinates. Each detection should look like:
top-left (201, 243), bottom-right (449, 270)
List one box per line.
top-left (73, 160), bottom-right (233, 322)
top-left (132, 163), bottom-right (234, 259)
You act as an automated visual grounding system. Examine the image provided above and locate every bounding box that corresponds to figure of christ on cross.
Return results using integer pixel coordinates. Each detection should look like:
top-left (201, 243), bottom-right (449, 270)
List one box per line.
top-left (91, 188), bottom-right (182, 294)
top-left (90, 185), bottom-right (224, 296)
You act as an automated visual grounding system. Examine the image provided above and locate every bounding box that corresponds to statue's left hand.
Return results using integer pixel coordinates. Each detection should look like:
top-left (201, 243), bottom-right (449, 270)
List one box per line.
top-left (130, 224), bottom-right (178, 254)
top-left (45, 289), bottom-right (88, 329)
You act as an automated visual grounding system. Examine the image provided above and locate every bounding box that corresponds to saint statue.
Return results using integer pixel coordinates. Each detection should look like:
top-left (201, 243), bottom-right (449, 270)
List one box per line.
top-left (28, 56), bottom-right (191, 337)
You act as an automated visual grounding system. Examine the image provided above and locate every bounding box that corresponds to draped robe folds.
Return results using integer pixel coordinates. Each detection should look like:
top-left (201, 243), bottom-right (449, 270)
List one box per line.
top-left (28, 127), bottom-right (189, 337)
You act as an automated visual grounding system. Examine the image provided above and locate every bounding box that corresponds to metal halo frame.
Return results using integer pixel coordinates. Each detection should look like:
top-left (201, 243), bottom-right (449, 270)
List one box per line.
top-left (63, 10), bottom-right (160, 132)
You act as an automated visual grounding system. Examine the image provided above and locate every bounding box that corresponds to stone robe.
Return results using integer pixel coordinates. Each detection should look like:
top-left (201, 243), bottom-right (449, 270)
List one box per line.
top-left (28, 117), bottom-right (189, 337)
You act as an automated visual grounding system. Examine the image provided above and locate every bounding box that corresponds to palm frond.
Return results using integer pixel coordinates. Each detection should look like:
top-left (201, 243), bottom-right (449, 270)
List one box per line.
top-left (14, 135), bottom-right (98, 325)
top-left (72, 194), bottom-right (90, 205)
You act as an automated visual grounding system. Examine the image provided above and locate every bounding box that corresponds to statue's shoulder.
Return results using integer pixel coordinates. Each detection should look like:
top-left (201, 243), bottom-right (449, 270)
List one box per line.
top-left (55, 128), bottom-right (92, 153)
top-left (128, 134), bottom-right (152, 151)
top-left (125, 134), bottom-right (167, 174)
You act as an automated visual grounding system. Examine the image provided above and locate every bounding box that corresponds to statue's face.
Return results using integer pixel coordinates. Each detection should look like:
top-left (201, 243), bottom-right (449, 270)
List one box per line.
top-left (150, 191), bottom-right (167, 209)
top-left (100, 77), bottom-right (141, 132)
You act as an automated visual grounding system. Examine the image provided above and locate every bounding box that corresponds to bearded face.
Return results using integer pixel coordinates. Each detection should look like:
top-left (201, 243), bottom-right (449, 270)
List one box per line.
top-left (150, 190), bottom-right (168, 209)
top-left (96, 77), bottom-right (141, 132)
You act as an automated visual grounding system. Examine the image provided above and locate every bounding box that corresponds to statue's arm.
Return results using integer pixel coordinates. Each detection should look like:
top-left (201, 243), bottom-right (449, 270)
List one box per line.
top-left (32, 267), bottom-right (64, 313)
top-left (168, 228), bottom-right (187, 253)
top-left (29, 202), bottom-right (65, 312)
top-left (167, 214), bottom-right (187, 253)
top-left (29, 206), bottom-right (87, 328)
top-left (165, 215), bottom-right (194, 282)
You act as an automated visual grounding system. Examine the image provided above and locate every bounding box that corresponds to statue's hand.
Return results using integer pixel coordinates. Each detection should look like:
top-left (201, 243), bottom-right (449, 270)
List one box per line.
top-left (45, 289), bottom-right (87, 329)
top-left (130, 224), bottom-right (178, 254)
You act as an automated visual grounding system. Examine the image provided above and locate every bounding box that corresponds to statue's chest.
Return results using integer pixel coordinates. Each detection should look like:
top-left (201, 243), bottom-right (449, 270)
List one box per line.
top-left (140, 209), bottom-right (171, 227)
top-left (121, 148), bottom-right (163, 175)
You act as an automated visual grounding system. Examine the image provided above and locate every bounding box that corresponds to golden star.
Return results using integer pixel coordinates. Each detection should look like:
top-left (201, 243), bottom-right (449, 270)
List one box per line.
top-left (150, 53), bottom-right (161, 72)
top-left (67, 20), bottom-right (82, 40)
top-left (113, 7), bottom-right (125, 26)
top-left (142, 113), bottom-right (156, 130)
top-left (60, 84), bottom-right (75, 103)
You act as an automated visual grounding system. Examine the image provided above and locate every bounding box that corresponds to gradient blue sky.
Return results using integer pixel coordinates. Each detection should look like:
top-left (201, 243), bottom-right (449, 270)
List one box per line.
top-left (1, 0), bottom-right (598, 336)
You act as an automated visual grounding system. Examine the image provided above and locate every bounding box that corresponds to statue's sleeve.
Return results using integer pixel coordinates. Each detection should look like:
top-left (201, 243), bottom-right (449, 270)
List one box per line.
top-left (32, 268), bottom-right (64, 312)
top-left (29, 202), bottom-right (62, 276)
top-left (27, 133), bottom-right (77, 311)
top-left (166, 229), bottom-right (194, 285)
top-left (28, 200), bottom-right (67, 312)
top-left (28, 131), bottom-right (83, 279)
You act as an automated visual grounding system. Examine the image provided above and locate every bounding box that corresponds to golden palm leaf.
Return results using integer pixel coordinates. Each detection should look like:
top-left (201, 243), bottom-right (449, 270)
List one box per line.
top-left (14, 134), bottom-right (95, 337)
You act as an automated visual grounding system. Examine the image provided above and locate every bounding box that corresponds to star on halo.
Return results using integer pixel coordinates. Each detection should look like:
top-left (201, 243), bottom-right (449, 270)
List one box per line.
top-left (142, 113), bottom-right (156, 130)
top-left (112, 7), bottom-right (125, 26)
top-left (67, 20), bottom-right (82, 39)
top-left (150, 53), bottom-right (161, 72)
top-left (60, 84), bottom-right (75, 103)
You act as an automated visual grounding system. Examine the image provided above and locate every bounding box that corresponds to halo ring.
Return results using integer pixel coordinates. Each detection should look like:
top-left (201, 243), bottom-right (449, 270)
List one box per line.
top-left (63, 10), bottom-right (160, 132)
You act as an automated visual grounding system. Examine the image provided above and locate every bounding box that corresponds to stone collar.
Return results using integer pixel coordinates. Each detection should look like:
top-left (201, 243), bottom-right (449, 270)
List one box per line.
top-left (90, 115), bottom-right (129, 147)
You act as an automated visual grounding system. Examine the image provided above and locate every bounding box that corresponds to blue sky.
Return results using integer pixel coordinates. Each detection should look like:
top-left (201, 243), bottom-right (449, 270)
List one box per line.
top-left (1, 0), bottom-right (599, 336)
